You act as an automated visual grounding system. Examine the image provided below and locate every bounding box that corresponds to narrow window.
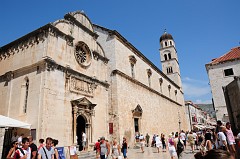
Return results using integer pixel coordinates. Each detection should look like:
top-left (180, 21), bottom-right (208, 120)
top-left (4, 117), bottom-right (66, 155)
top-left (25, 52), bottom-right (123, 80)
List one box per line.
top-left (170, 41), bottom-right (172, 45)
top-left (168, 53), bottom-right (171, 59)
top-left (165, 41), bottom-right (168, 47)
top-left (167, 67), bottom-right (173, 74)
top-left (148, 75), bottom-right (151, 87)
top-left (164, 54), bottom-right (168, 61)
top-left (23, 78), bottom-right (29, 113)
top-left (224, 68), bottom-right (234, 76)
top-left (131, 63), bottom-right (135, 78)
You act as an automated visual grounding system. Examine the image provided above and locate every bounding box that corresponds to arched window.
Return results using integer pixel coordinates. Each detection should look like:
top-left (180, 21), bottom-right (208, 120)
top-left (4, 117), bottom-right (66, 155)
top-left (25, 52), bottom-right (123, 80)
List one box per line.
top-left (164, 54), bottom-right (167, 61)
top-left (168, 53), bottom-right (172, 59)
top-left (165, 41), bottom-right (168, 47)
top-left (23, 77), bottom-right (29, 113)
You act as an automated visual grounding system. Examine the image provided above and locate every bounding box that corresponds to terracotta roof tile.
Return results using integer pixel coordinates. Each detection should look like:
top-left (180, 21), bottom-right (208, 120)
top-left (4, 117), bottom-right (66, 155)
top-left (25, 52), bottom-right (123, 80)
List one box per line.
top-left (210, 47), bottom-right (240, 65)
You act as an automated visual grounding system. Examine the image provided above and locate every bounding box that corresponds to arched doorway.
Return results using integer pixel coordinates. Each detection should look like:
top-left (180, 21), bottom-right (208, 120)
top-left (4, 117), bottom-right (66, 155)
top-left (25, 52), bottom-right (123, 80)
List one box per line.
top-left (77, 115), bottom-right (86, 151)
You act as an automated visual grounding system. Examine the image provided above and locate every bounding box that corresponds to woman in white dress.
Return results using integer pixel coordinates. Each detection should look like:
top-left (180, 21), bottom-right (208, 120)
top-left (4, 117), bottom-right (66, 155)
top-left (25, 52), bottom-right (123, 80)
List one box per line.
top-left (168, 134), bottom-right (177, 159)
top-left (155, 135), bottom-right (162, 153)
top-left (112, 140), bottom-right (121, 159)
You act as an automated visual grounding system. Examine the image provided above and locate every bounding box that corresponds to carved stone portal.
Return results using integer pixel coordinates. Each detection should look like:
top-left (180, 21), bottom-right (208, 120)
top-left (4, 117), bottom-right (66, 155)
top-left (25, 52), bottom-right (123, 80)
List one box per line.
top-left (71, 97), bottom-right (96, 146)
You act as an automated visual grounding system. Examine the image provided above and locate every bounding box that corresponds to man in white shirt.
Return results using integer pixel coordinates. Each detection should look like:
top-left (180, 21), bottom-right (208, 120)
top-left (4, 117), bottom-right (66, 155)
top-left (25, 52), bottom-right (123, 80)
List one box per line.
top-left (179, 130), bottom-right (186, 148)
top-left (217, 126), bottom-right (229, 151)
top-left (17, 133), bottom-right (24, 148)
top-left (82, 132), bottom-right (87, 151)
top-left (139, 134), bottom-right (145, 153)
top-left (192, 131), bottom-right (198, 150)
top-left (11, 132), bottom-right (19, 142)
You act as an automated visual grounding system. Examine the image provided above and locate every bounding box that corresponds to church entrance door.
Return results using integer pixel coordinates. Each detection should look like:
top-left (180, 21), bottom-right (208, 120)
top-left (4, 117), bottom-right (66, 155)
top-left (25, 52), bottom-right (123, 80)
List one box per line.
top-left (77, 115), bottom-right (86, 151)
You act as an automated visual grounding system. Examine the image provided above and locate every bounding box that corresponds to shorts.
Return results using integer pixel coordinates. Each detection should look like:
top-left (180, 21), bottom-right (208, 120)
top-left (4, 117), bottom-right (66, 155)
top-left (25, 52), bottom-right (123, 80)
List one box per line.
top-left (82, 141), bottom-right (86, 147)
top-left (156, 143), bottom-right (161, 148)
top-left (140, 141), bottom-right (145, 147)
top-left (168, 146), bottom-right (177, 157)
top-left (228, 141), bottom-right (236, 145)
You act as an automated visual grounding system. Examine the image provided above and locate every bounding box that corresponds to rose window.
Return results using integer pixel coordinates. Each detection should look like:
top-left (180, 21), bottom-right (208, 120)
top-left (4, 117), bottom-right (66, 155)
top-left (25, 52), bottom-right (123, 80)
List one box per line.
top-left (74, 42), bottom-right (91, 67)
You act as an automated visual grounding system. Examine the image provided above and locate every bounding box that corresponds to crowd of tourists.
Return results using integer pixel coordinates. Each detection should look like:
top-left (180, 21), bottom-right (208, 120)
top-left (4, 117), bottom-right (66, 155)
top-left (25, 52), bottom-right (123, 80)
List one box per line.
top-left (6, 133), bottom-right (59, 159)
top-left (6, 120), bottom-right (240, 159)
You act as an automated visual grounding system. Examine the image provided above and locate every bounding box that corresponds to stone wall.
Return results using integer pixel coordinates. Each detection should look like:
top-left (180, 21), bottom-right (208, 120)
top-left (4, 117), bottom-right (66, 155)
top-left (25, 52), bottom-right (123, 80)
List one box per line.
top-left (207, 60), bottom-right (240, 121)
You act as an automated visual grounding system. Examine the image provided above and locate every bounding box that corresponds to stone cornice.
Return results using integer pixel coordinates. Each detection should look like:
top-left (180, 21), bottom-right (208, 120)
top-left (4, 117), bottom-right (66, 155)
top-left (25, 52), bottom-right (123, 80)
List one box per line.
top-left (92, 51), bottom-right (109, 64)
top-left (93, 24), bottom-right (180, 89)
top-left (64, 13), bottom-right (99, 39)
top-left (0, 24), bottom-right (74, 60)
top-left (0, 57), bottom-right (109, 88)
top-left (43, 57), bottom-right (109, 88)
top-left (111, 69), bottom-right (182, 106)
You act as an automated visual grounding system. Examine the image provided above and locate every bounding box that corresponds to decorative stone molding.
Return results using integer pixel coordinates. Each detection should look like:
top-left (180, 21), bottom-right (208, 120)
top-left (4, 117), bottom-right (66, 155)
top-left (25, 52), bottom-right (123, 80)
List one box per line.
top-left (175, 90), bottom-right (178, 95)
top-left (69, 76), bottom-right (97, 97)
top-left (92, 51), bottom-right (109, 64)
top-left (129, 55), bottom-right (137, 65)
top-left (147, 69), bottom-right (152, 77)
top-left (5, 71), bottom-right (14, 82)
top-left (168, 84), bottom-right (171, 90)
top-left (159, 78), bottom-right (163, 85)
top-left (132, 104), bottom-right (143, 117)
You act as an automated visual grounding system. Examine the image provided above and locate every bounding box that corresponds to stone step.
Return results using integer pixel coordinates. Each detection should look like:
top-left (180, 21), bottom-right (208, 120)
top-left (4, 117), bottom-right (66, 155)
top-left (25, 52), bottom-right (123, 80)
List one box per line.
top-left (77, 151), bottom-right (96, 159)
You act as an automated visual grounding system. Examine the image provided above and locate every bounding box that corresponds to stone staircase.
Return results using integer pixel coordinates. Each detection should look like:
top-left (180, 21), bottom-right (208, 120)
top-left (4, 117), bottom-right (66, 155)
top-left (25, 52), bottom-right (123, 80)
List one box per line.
top-left (77, 150), bottom-right (96, 159)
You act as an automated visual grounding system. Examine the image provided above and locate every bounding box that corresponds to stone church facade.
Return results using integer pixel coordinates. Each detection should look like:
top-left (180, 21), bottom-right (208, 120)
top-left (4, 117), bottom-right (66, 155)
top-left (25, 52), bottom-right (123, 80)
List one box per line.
top-left (0, 11), bottom-right (187, 147)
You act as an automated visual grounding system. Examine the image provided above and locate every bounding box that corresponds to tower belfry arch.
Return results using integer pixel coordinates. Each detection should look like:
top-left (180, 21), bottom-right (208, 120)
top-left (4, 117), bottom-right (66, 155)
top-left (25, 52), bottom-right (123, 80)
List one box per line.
top-left (71, 97), bottom-right (96, 148)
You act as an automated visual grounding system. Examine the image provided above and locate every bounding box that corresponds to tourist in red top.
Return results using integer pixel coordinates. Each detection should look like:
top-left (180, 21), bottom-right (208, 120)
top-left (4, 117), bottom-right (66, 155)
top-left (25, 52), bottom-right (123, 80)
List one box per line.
top-left (94, 139), bottom-right (100, 159)
top-left (14, 137), bottom-right (31, 159)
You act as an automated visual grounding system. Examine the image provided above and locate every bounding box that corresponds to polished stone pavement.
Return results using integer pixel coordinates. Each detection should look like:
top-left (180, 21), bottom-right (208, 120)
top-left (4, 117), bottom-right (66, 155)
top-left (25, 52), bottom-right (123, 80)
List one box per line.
top-left (126, 146), bottom-right (198, 159)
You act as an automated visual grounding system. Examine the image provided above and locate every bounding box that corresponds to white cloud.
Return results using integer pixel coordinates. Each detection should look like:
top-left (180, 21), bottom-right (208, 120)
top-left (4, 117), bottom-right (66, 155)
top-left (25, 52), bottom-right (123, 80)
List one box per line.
top-left (194, 99), bottom-right (212, 104)
top-left (182, 82), bottom-right (211, 97)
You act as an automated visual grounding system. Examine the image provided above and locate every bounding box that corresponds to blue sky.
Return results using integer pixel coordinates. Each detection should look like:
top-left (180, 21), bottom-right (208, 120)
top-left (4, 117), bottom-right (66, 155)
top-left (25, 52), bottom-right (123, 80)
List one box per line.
top-left (1, 1), bottom-right (239, 104)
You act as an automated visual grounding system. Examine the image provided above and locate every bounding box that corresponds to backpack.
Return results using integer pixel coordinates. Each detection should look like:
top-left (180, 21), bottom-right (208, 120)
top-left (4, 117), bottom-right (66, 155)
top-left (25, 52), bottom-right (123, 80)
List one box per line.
top-left (177, 139), bottom-right (184, 152)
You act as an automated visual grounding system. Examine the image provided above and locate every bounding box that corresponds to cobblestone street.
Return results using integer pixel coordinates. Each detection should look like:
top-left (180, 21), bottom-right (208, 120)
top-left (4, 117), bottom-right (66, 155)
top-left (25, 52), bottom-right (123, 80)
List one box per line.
top-left (126, 146), bottom-right (198, 159)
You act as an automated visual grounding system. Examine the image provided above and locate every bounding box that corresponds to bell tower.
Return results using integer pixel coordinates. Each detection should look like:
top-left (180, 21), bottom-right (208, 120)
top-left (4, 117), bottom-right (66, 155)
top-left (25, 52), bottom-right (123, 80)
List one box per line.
top-left (160, 30), bottom-right (182, 89)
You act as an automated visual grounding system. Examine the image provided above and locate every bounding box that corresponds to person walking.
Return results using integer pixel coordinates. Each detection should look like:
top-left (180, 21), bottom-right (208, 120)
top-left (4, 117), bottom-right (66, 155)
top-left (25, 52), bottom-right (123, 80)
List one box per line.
top-left (179, 130), bottom-right (186, 149)
top-left (82, 132), bottom-right (87, 151)
top-left (145, 133), bottom-right (150, 147)
top-left (173, 134), bottom-right (184, 159)
top-left (225, 122), bottom-right (236, 156)
top-left (155, 135), bottom-right (162, 153)
top-left (187, 131), bottom-right (195, 153)
top-left (28, 136), bottom-right (37, 159)
top-left (14, 137), bottom-right (31, 159)
top-left (161, 134), bottom-right (166, 152)
top-left (216, 126), bottom-right (229, 151)
top-left (7, 141), bottom-right (18, 159)
top-left (100, 137), bottom-right (110, 159)
top-left (52, 139), bottom-right (59, 159)
top-left (38, 139), bottom-right (44, 151)
top-left (139, 134), bottom-right (145, 153)
top-left (94, 139), bottom-right (101, 159)
top-left (111, 140), bottom-right (121, 159)
top-left (168, 134), bottom-right (177, 159)
top-left (38, 137), bottom-right (55, 159)
top-left (122, 137), bottom-right (128, 159)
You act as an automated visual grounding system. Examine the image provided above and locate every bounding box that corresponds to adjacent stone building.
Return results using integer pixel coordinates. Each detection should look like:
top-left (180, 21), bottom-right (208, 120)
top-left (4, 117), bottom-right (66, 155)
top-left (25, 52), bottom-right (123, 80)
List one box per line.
top-left (0, 11), bottom-right (187, 148)
top-left (206, 46), bottom-right (240, 122)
